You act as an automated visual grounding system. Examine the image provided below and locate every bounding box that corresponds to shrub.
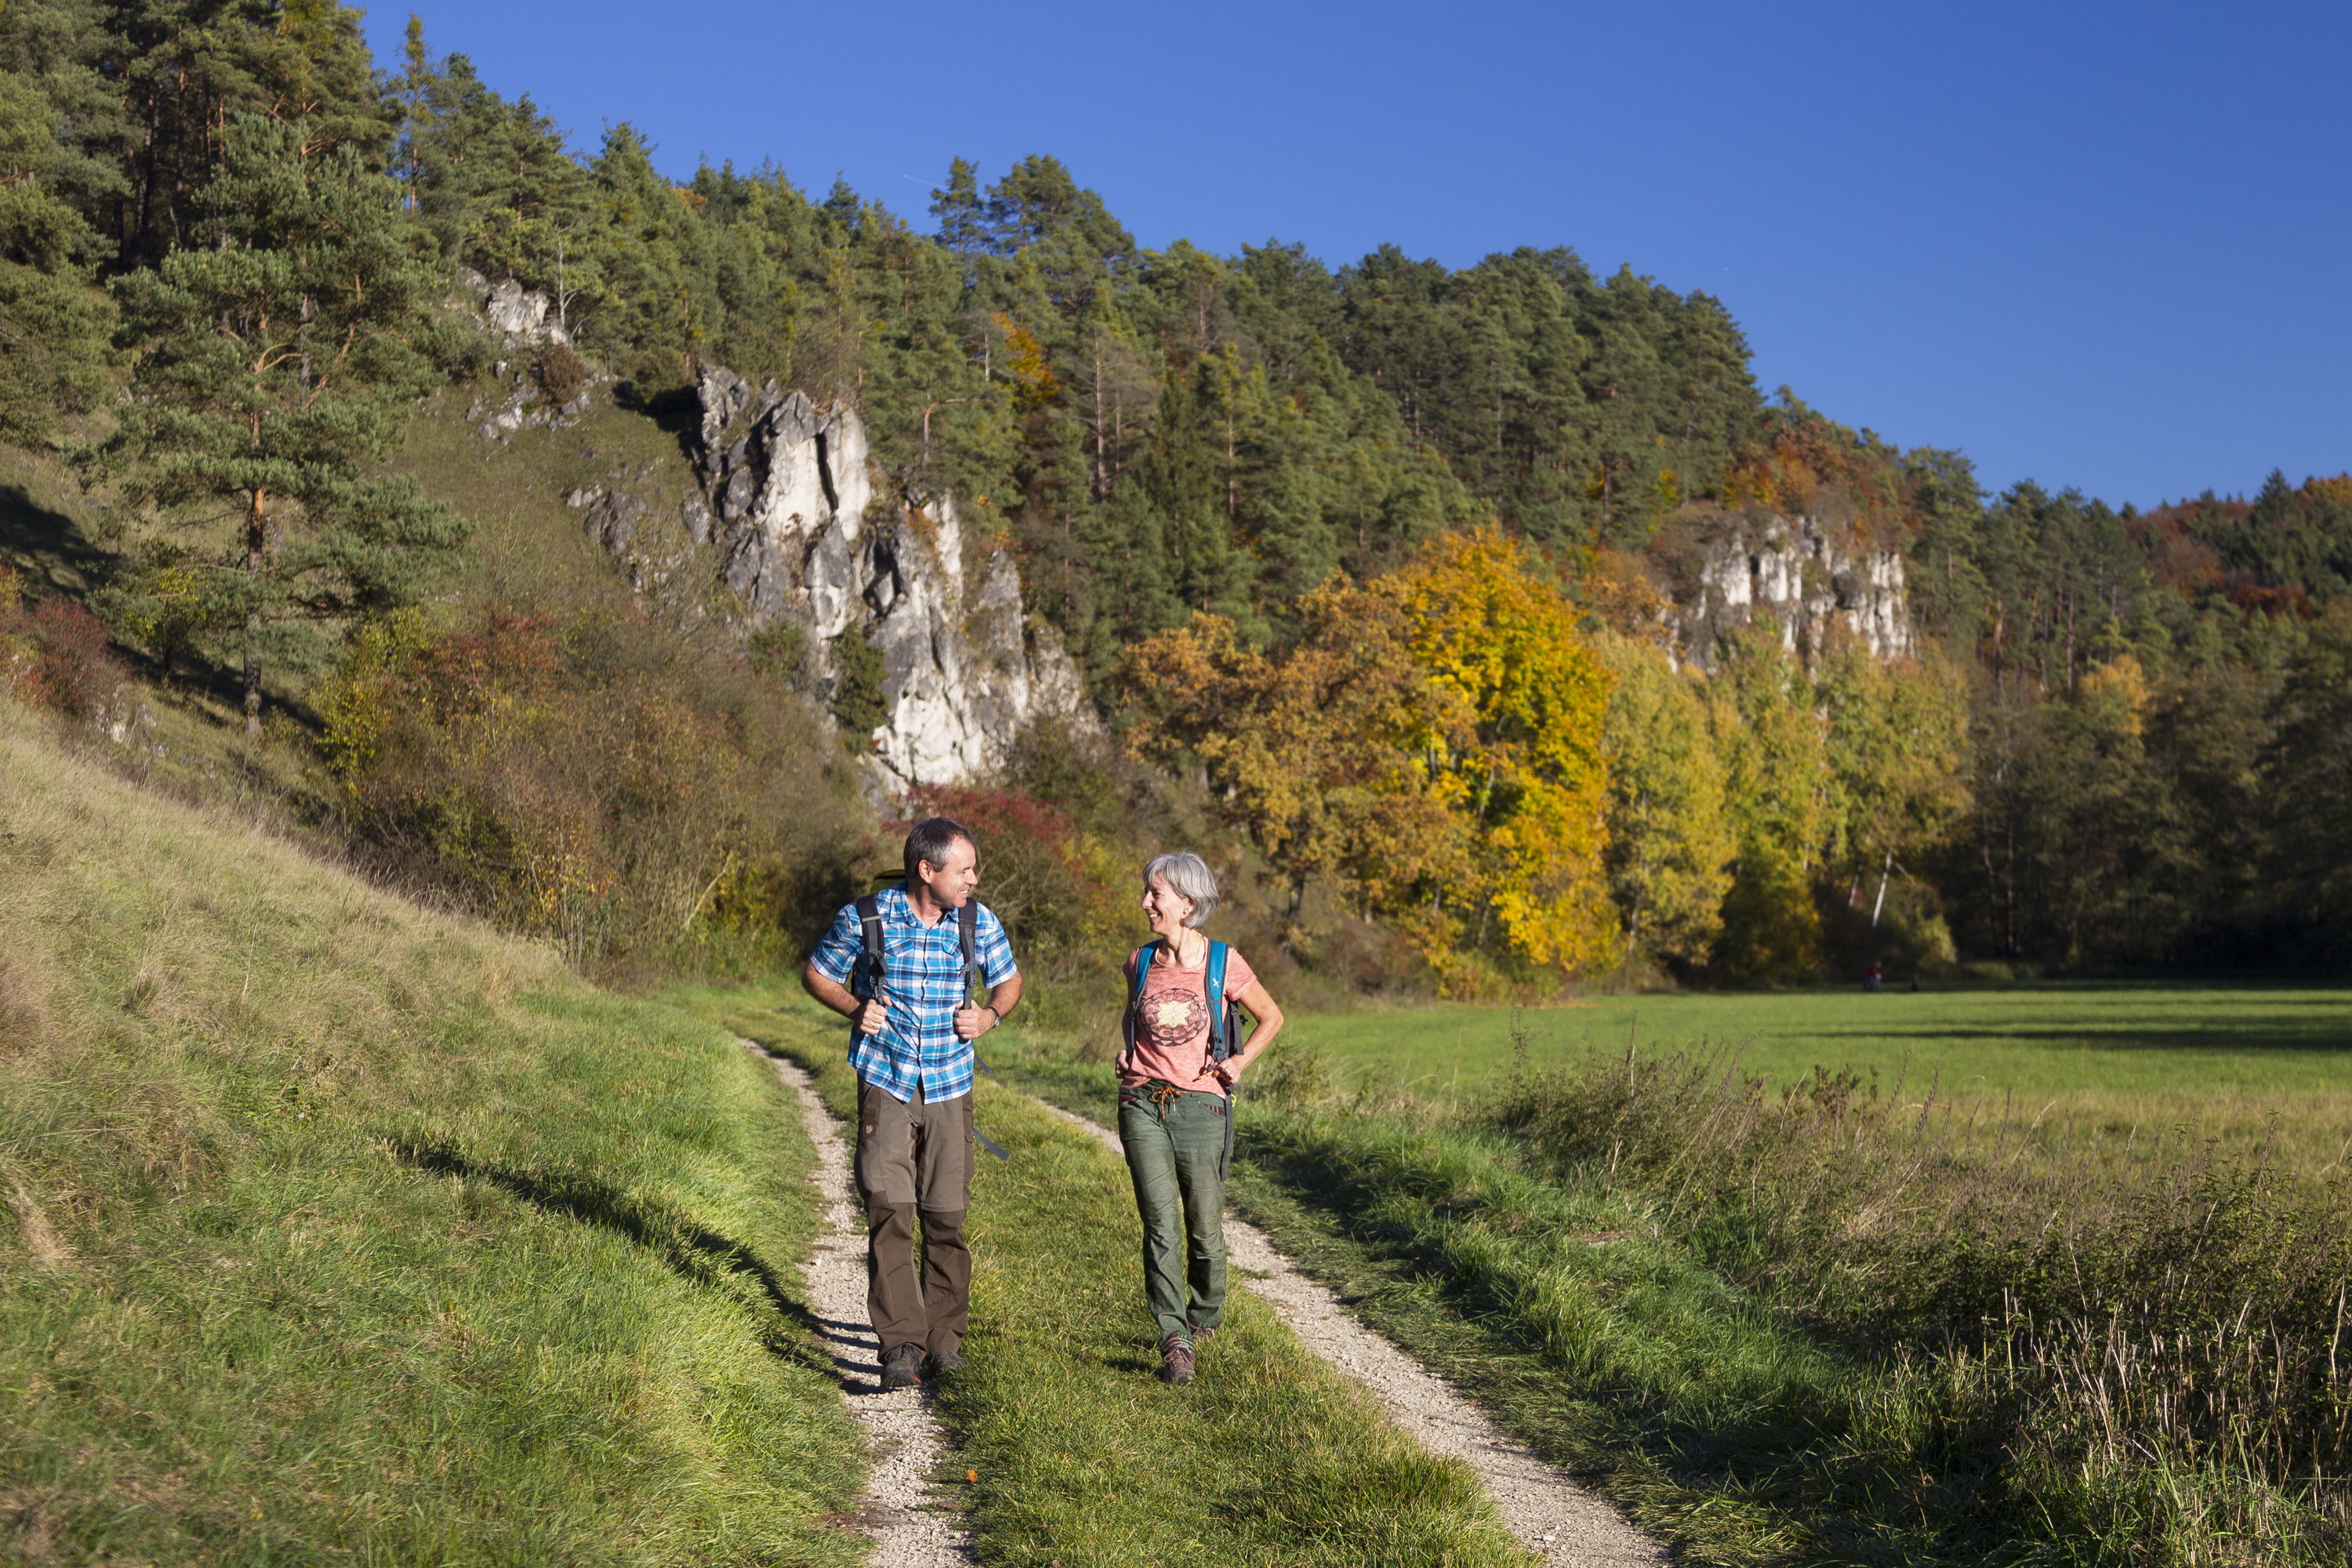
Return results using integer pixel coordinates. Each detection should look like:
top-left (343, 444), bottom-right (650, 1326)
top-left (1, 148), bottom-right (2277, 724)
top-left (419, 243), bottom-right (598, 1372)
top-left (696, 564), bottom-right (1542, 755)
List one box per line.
top-left (0, 568), bottom-right (129, 717)
top-left (827, 626), bottom-right (887, 738)
top-left (536, 343), bottom-right (588, 403)
top-left (318, 601), bottom-right (868, 978)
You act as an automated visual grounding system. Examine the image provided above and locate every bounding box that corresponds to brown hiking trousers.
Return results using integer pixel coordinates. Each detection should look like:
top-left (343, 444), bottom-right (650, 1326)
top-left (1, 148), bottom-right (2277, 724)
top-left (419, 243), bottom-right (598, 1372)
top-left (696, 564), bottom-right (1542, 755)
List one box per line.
top-left (855, 1078), bottom-right (974, 1358)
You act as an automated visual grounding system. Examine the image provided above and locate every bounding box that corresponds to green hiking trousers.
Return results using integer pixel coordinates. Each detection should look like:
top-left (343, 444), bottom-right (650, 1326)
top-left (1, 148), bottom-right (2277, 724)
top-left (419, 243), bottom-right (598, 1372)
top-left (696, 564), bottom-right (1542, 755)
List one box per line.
top-left (1117, 1081), bottom-right (1229, 1346)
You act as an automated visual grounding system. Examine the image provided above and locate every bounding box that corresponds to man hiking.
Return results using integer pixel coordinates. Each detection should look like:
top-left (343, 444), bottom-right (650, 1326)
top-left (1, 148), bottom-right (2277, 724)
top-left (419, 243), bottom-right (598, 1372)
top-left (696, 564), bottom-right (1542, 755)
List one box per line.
top-left (804, 816), bottom-right (1020, 1391)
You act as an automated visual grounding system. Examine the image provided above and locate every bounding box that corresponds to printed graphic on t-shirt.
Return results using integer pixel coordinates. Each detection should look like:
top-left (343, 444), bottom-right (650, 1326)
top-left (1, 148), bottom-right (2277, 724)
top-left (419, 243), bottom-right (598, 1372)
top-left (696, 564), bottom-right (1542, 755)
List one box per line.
top-left (1145, 995), bottom-right (1196, 1048)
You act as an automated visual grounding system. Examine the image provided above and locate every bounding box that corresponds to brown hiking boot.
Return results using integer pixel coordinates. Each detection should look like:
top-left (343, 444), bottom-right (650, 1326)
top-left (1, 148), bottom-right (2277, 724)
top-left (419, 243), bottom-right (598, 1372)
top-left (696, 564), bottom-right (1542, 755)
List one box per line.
top-left (1188, 1319), bottom-right (1218, 1347)
top-left (1160, 1333), bottom-right (1195, 1385)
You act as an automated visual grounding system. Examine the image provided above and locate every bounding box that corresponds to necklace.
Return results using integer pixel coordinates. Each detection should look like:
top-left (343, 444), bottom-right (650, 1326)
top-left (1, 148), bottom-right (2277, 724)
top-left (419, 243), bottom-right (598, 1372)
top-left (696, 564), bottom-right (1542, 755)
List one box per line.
top-left (1160, 931), bottom-right (1209, 968)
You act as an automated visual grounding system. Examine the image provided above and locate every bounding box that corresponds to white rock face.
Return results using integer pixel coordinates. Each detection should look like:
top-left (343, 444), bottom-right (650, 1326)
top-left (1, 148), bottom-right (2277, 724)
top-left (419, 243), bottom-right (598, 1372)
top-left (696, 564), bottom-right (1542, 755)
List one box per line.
top-left (459, 270), bottom-right (572, 349)
top-left (695, 365), bottom-right (1100, 788)
top-left (1670, 510), bottom-right (1915, 668)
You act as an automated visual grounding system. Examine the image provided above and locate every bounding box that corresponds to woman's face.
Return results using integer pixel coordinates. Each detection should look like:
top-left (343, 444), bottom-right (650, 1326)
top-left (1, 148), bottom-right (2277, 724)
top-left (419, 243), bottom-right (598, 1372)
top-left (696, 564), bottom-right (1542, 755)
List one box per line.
top-left (1141, 874), bottom-right (1195, 935)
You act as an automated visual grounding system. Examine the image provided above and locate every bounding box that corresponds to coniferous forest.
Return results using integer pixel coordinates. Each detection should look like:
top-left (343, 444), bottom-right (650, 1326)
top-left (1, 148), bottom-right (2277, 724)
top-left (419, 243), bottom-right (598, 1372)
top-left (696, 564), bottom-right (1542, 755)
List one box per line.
top-left (3, 0), bottom-right (2350, 990)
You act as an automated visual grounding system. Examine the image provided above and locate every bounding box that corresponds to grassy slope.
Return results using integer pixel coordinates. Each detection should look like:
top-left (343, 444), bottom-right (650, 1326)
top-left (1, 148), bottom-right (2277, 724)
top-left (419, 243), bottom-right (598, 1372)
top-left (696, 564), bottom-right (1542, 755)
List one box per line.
top-left (394, 378), bottom-right (714, 612)
top-left (1292, 988), bottom-right (2352, 1168)
top-left (682, 982), bottom-right (1538, 1568)
top-left (0, 705), bottom-right (863, 1565)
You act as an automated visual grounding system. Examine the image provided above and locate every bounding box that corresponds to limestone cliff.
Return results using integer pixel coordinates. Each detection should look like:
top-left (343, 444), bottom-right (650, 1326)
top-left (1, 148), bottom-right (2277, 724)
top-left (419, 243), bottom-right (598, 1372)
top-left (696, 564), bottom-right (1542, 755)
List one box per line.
top-left (690, 365), bottom-right (1098, 787)
top-left (1651, 508), bottom-right (1915, 669)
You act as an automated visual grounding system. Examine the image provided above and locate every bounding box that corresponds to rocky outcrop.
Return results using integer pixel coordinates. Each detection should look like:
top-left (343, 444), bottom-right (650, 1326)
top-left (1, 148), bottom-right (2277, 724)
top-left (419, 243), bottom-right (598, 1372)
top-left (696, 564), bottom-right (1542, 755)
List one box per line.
top-left (1658, 509), bottom-right (1915, 669)
top-left (566, 466), bottom-right (695, 596)
top-left (460, 269), bottom-right (572, 350)
top-left (469, 379), bottom-right (592, 444)
top-left (456, 271), bottom-right (596, 443)
top-left (691, 365), bottom-right (1098, 787)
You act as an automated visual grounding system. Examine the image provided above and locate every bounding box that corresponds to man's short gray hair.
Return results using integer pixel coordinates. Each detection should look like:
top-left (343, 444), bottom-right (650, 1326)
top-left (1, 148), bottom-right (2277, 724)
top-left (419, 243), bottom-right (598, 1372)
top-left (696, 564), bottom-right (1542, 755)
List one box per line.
top-left (1142, 851), bottom-right (1219, 928)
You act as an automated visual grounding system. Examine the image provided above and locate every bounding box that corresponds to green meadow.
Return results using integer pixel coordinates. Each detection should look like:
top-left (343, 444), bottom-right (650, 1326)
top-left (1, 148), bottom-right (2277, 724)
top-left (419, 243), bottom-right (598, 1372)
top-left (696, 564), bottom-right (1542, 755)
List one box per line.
top-left (1289, 985), bottom-right (2352, 1168)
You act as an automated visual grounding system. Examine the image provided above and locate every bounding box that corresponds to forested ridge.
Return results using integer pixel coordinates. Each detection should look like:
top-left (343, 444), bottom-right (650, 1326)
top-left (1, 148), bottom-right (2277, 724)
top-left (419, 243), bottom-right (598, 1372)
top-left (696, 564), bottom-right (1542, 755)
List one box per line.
top-left (2, 0), bottom-right (2349, 989)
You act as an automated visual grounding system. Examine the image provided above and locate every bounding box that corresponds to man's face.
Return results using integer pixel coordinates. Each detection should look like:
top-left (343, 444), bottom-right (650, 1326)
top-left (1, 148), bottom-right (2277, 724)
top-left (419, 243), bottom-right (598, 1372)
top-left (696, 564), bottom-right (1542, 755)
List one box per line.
top-left (919, 837), bottom-right (980, 909)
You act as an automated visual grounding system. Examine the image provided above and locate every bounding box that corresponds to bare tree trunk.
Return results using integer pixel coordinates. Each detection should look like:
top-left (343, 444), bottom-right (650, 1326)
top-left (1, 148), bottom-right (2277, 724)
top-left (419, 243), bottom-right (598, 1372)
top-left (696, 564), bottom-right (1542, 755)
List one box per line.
top-left (1091, 339), bottom-right (1107, 502)
top-left (1281, 873), bottom-right (1307, 956)
top-left (129, 82), bottom-right (162, 268)
top-left (1226, 405), bottom-right (1236, 521)
top-left (245, 486), bottom-right (266, 736)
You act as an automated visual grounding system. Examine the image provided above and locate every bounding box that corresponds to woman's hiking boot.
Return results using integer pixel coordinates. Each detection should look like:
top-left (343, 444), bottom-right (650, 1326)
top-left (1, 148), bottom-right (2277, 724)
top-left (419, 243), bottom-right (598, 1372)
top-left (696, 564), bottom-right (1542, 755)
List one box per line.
top-left (1160, 1333), bottom-right (1196, 1385)
top-left (880, 1341), bottom-right (926, 1392)
top-left (928, 1347), bottom-right (967, 1378)
top-left (1187, 1319), bottom-right (1218, 1347)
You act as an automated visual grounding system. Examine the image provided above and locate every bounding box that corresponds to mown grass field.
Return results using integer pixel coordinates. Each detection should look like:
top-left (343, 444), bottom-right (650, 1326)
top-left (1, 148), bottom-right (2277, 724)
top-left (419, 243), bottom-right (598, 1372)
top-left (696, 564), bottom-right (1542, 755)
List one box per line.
top-left (1289, 986), bottom-right (2352, 1168)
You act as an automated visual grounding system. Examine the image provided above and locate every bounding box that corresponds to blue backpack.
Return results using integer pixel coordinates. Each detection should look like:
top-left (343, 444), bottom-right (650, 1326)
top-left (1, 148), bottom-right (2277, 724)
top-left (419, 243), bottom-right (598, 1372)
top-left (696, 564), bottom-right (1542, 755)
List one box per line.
top-left (1123, 940), bottom-right (1247, 1066)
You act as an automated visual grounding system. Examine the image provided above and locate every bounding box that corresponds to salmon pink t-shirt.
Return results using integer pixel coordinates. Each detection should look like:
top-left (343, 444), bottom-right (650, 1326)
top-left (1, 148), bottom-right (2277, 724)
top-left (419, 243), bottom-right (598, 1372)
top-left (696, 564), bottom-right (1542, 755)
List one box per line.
top-left (1116, 941), bottom-right (1258, 1098)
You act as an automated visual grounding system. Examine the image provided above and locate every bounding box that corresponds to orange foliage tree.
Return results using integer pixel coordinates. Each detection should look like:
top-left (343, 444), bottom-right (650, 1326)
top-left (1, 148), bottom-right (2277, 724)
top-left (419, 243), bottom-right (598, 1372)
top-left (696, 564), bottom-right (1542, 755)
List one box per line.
top-left (1123, 578), bottom-right (1468, 945)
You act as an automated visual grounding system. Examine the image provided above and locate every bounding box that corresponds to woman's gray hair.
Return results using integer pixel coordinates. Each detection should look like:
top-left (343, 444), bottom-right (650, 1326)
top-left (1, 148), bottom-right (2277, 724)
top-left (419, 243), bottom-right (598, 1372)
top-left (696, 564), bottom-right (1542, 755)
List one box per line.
top-left (1142, 851), bottom-right (1219, 928)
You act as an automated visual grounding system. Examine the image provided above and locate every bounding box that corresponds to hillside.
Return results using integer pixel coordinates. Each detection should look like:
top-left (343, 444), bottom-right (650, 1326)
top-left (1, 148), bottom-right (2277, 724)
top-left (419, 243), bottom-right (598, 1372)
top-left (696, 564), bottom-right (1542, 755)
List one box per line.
top-left (0, 702), bottom-right (864, 1562)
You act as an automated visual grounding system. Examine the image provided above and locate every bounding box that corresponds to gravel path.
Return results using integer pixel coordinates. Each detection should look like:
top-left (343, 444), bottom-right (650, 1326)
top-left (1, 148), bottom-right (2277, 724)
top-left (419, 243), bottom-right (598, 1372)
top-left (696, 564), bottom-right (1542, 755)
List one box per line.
top-left (1032, 1096), bottom-right (1665, 1568)
top-left (750, 1044), bottom-right (971, 1568)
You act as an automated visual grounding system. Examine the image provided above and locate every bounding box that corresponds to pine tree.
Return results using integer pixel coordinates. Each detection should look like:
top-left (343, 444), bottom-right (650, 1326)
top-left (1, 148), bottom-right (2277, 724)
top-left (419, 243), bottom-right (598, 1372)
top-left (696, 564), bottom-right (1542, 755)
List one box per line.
top-left (102, 0), bottom-right (391, 268)
top-left (929, 155), bottom-right (985, 270)
top-left (95, 113), bottom-right (470, 732)
top-left (0, 69), bottom-right (114, 441)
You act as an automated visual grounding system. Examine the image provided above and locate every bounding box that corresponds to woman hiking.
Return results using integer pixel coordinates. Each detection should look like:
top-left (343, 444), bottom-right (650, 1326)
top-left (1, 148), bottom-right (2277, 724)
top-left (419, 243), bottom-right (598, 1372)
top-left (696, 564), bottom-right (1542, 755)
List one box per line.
top-left (1116, 851), bottom-right (1284, 1385)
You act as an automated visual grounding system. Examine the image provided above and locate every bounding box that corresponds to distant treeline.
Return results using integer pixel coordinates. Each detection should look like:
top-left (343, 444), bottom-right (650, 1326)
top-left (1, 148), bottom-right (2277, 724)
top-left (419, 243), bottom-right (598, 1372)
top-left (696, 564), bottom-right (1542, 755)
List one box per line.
top-left (2, 0), bottom-right (2347, 981)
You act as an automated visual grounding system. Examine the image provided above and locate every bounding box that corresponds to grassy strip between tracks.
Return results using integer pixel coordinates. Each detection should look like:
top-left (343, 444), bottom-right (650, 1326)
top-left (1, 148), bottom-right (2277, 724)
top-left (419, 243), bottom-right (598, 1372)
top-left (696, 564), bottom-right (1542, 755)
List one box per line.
top-left (682, 983), bottom-right (1535, 1568)
top-left (0, 706), bottom-right (864, 1564)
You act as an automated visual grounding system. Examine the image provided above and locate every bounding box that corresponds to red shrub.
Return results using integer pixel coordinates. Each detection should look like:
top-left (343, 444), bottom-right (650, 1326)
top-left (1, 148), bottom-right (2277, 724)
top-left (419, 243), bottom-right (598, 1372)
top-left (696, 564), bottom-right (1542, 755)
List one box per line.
top-left (895, 785), bottom-right (1123, 967)
top-left (0, 570), bottom-right (129, 717)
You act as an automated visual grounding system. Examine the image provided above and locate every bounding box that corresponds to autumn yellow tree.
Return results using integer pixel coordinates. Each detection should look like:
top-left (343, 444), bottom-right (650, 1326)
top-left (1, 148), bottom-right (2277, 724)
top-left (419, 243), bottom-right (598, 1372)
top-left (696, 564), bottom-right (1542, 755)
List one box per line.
top-left (1123, 579), bottom-right (1467, 941)
top-left (1592, 630), bottom-right (1733, 969)
top-left (1709, 619), bottom-right (1831, 980)
top-left (1380, 528), bottom-right (1617, 978)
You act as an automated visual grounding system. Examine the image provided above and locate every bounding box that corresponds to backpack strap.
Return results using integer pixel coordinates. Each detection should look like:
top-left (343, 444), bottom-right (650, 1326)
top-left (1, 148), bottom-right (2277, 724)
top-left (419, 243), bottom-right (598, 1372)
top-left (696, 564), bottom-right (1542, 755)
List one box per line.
top-left (851, 894), bottom-right (885, 1000)
top-left (1121, 942), bottom-right (1156, 1054)
top-left (1205, 942), bottom-right (1231, 1065)
top-left (959, 898), bottom-right (979, 1004)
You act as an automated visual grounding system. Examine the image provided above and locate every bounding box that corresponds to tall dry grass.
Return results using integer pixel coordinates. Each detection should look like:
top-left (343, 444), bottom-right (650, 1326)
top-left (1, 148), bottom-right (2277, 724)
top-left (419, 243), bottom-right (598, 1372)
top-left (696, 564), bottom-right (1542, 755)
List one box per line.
top-left (1496, 1040), bottom-right (2352, 1558)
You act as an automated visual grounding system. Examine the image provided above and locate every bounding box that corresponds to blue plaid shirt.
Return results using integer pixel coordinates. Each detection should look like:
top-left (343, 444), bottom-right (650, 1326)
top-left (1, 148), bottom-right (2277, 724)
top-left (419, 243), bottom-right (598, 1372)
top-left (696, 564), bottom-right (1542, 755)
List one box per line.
top-left (808, 884), bottom-right (1017, 1104)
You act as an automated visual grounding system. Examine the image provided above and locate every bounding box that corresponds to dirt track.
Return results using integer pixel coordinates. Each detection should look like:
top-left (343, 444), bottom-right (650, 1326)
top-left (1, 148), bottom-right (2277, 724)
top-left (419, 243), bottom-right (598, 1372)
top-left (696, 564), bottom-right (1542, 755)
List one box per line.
top-left (757, 1047), bottom-right (972, 1566)
top-left (1029, 1095), bottom-right (1664, 1568)
top-left (754, 1041), bottom-right (1661, 1566)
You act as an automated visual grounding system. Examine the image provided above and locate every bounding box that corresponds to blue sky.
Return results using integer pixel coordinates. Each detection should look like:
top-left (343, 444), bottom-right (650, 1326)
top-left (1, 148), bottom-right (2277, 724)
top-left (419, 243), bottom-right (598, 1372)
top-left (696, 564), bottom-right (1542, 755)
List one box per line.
top-left (372, 0), bottom-right (2349, 510)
